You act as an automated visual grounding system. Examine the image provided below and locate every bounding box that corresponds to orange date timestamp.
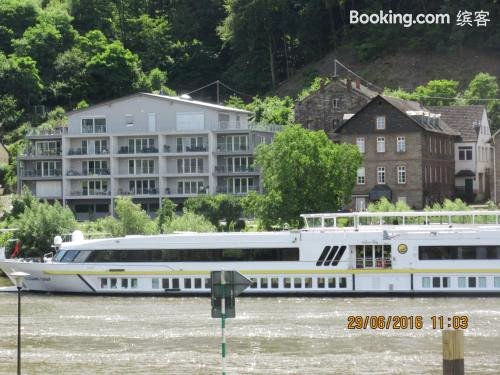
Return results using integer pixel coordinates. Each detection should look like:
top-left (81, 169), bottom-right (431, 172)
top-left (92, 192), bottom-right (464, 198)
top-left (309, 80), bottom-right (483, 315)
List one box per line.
top-left (346, 315), bottom-right (469, 330)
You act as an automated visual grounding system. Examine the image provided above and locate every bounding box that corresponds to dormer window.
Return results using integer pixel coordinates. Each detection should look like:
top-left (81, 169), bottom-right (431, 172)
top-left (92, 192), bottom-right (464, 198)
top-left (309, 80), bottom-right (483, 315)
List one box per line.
top-left (332, 98), bottom-right (339, 109)
top-left (376, 116), bottom-right (386, 130)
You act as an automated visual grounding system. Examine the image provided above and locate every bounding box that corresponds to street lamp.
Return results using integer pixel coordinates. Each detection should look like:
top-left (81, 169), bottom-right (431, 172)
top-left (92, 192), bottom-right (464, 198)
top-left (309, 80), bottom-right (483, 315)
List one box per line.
top-left (10, 271), bottom-right (29, 375)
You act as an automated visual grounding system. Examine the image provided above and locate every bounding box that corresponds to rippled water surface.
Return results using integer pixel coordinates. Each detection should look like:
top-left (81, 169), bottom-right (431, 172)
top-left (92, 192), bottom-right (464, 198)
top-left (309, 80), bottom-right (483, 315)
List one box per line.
top-left (0, 284), bottom-right (499, 374)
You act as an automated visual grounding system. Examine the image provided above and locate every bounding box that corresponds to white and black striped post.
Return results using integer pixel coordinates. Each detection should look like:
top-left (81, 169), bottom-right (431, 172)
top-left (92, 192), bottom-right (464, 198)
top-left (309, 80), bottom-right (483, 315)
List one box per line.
top-left (220, 270), bottom-right (226, 375)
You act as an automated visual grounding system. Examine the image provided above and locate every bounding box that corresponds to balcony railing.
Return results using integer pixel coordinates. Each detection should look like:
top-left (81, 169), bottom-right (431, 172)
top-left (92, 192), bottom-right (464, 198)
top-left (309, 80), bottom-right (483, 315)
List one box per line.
top-left (27, 127), bottom-right (68, 136)
top-left (67, 169), bottom-right (110, 176)
top-left (21, 170), bottom-right (62, 177)
top-left (165, 187), bottom-right (208, 195)
top-left (68, 148), bottom-right (109, 156)
top-left (118, 188), bottom-right (159, 195)
top-left (214, 166), bottom-right (256, 173)
top-left (216, 185), bottom-right (259, 194)
top-left (70, 190), bottom-right (110, 196)
top-left (215, 144), bottom-right (250, 153)
top-left (22, 150), bottom-right (62, 157)
top-left (118, 146), bottom-right (159, 154)
top-left (215, 121), bottom-right (281, 132)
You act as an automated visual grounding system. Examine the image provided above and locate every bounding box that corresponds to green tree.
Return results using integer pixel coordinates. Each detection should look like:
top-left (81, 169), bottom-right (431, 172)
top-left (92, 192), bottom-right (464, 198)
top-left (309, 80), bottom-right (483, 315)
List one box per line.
top-left (114, 197), bottom-right (158, 235)
top-left (0, 95), bottom-right (23, 133)
top-left (0, 0), bottom-right (40, 53)
top-left (157, 197), bottom-right (176, 233)
top-left (413, 80), bottom-right (459, 106)
top-left (464, 73), bottom-right (500, 131)
top-left (253, 125), bottom-right (362, 228)
top-left (163, 210), bottom-right (216, 233)
top-left (69, 0), bottom-right (117, 38)
top-left (85, 41), bottom-right (143, 101)
top-left (148, 67), bottom-right (167, 92)
top-left (184, 194), bottom-right (243, 230)
top-left (14, 200), bottom-right (77, 257)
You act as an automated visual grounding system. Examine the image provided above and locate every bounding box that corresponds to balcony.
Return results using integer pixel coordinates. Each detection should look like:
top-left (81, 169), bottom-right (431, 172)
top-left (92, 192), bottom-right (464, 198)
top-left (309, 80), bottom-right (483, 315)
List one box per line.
top-left (21, 149), bottom-right (62, 158)
top-left (68, 148), bottom-right (109, 156)
top-left (21, 170), bottom-right (62, 178)
top-left (27, 127), bottom-right (68, 137)
top-left (216, 185), bottom-right (259, 194)
top-left (215, 121), bottom-right (281, 132)
top-left (214, 166), bottom-right (257, 174)
top-left (118, 188), bottom-right (159, 196)
top-left (66, 169), bottom-right (110, 176)
top-left (165, 187), bottom-right (208, 196)
top-left (118, 146), bottom-right (159, 154)
top-left (70, 190), bottom-right (110, 196)
top-left (215, 144), bottom-right (251, 153)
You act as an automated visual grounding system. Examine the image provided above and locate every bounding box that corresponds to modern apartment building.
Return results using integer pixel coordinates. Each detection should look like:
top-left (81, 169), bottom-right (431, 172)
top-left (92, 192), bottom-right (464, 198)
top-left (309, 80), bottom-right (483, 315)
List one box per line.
top-left (18, 93), bottom-right (278, 220)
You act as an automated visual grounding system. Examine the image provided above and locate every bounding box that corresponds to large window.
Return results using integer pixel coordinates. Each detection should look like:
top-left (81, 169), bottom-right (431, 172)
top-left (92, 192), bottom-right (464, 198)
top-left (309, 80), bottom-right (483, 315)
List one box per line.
top-left (376, 137), bottom-right (385, 153)
top-left (458, 146), bottom-right (473, 161)
top-left (356, 137), bottom-right (365, 153)
top-left (128, 138), bottom-right (155, 153)
top-left (376, 116), bottom-right (386, 130)
top-left (94, 140), bottom-right (108, 154)
top-left (377, 167), bottom-right (385, 184)
top-left (82, 118), bottom-right (106, 134)
top-left (397, 166), bottom-right (406, 184)
top-left (129, 159), bottom-right (154, 175)
top-left (397, 137), bottom-right (406, 152)
top-left (218, 135), bottom-right (248, 152)
top-left (83, 160), bottom-right (108, 175)
top-left (419, 245), bottom-right (500, 260)
top-left (227, 177), bottom-right (254, 193)
top-left (35, 140), bottom-right (61, 156)
top-left (177, 158), bottom-right (204, 173)
top-left (35, 161), bottom-right (61, 176)
top-left (357, 167), bottom-right (365, 185)
top-left (129, 179), bottom-right (157, 195)
top-left (223, 157), bottom-right (253, 173)
top-left (177, 180), bottom-right (204, 194)
top-left (83, 247), bottom-right (300, 262)
top-left (81, 180), bottom-right (108, 195)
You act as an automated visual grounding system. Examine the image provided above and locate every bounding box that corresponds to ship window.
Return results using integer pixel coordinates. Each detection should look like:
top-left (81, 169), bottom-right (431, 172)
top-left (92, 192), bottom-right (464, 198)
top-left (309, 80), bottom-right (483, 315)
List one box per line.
top-left (152, 278), bottom-right (159, 289)
top-left (432, 277), bottom-right (440, 288)
top-left (172, 278), bottom-right (179, 289)
top-left (458, 277), bottom-right (466, 288)
top-left (195, 278), bottom-right (202, 289)
top-left (494, 277), bottom-right (500, 288)
top-left (328, 277), bottom-right (336, 288)
top-left (184, 278), bottom-right (191, 289)
top-left (422, 277), bottom-right (430, 288)
top-left (317, 277), bottom-right (325, 288)
top-left (100, 278), bottom-right (108, 288)
top-left (468, 277), bottom-right (476, 288)
top-left (110, 278), bottom-right (117, 289)
top-left (74, 250), bottom-right (91, 263)
top-left (478, 277), bottom-right (486, 288)
top-left (61, 250), bottom-right (79, 262)
top-left (250, 278), bottom-right (258, 289)
top-left (261, 278), bottom-right (268, 288)
top-left (304, 278), bottom-right (312, 288)
top-left (284, 278), bottom-right (291, 288)
top-left (339, 277), bottom-right (347, 288)
top-left (162, 278), bottom-right (170, 289)
top-left (442, 277), bottom-right (450, 288)
top-left (85, 247), bottom-right (300, 262)
top-left (205, 278), bottom-right (211, 289)
top-left (121, 279), bottom-right (128, 288)
top-left (418, 245), bottom-right (500, 260)
top-left (271, 278), bottom-right (279, 288)
top-left (294, 278), bottom-right (302, 288)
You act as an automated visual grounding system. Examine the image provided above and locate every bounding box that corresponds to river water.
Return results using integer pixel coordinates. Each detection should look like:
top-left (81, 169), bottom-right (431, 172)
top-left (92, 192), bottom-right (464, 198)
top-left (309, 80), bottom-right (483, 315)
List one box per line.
top-left (0, 286), bottom-right (499, 374)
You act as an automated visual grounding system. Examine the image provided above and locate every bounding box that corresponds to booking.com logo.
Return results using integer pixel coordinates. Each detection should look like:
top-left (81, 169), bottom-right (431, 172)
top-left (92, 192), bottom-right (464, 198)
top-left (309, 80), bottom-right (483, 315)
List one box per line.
top-left (349, 10), bottom-right (450, 28)
top-left (349, 10), bottom-right (490, 28)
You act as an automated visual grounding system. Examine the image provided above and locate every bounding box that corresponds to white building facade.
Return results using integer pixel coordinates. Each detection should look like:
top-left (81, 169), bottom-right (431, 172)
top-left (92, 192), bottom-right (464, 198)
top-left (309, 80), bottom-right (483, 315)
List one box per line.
top-left (18, 93), bottom-right (278, 220)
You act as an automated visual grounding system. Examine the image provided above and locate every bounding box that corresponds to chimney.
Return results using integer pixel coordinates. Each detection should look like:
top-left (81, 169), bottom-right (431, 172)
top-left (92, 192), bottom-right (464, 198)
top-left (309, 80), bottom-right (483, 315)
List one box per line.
top-left (355, 79), bottom-right (360, 89)
top-left (346, 79), bottom-right (351, 91)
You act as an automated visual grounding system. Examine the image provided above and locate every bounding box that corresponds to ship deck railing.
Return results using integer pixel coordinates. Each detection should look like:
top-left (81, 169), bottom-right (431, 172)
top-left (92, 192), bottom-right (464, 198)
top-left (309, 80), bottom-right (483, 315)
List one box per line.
top-left (301, 210), bottom-right (500, 230)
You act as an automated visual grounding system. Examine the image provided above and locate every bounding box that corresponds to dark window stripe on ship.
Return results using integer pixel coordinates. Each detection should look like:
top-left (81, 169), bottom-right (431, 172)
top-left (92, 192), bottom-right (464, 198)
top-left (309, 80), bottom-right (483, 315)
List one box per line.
top-left (323, 246), bottom-right (339, 266)
top-left (331, 246), bottom-right (346, 266)
top-left (64, 248), bottom-right (301, 263)
top-left (316, 246), bottom-right (331, 266)
top-left (419, 246), bottom-right (500, 260)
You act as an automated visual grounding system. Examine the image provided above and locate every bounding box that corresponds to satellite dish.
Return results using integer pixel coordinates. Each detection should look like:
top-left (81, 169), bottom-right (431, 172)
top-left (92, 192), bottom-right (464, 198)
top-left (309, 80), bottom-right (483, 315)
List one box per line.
top-left (71, 230), bottom-right (84, 242)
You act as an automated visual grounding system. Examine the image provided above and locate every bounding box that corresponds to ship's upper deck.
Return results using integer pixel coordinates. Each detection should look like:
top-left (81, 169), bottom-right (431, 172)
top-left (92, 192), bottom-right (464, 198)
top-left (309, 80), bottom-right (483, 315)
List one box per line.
top-left (301, 210), bottom-right (500, 233)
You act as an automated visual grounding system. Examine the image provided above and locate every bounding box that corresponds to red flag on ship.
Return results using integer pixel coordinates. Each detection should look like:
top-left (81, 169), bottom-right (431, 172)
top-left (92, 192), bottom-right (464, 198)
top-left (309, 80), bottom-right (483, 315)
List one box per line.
top-left (11, 241), bottom-right (20, 258)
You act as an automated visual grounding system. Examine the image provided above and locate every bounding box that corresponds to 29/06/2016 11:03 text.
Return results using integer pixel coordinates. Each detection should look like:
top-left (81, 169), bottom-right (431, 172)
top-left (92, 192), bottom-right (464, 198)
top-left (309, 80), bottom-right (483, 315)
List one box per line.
top-left (346, 315), bottom-right (469, 330)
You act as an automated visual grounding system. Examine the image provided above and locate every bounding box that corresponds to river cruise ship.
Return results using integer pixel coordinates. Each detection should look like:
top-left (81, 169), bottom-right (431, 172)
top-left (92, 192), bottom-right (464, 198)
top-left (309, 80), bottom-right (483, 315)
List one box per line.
top-left (1, 211), bottom-right (500, 295)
